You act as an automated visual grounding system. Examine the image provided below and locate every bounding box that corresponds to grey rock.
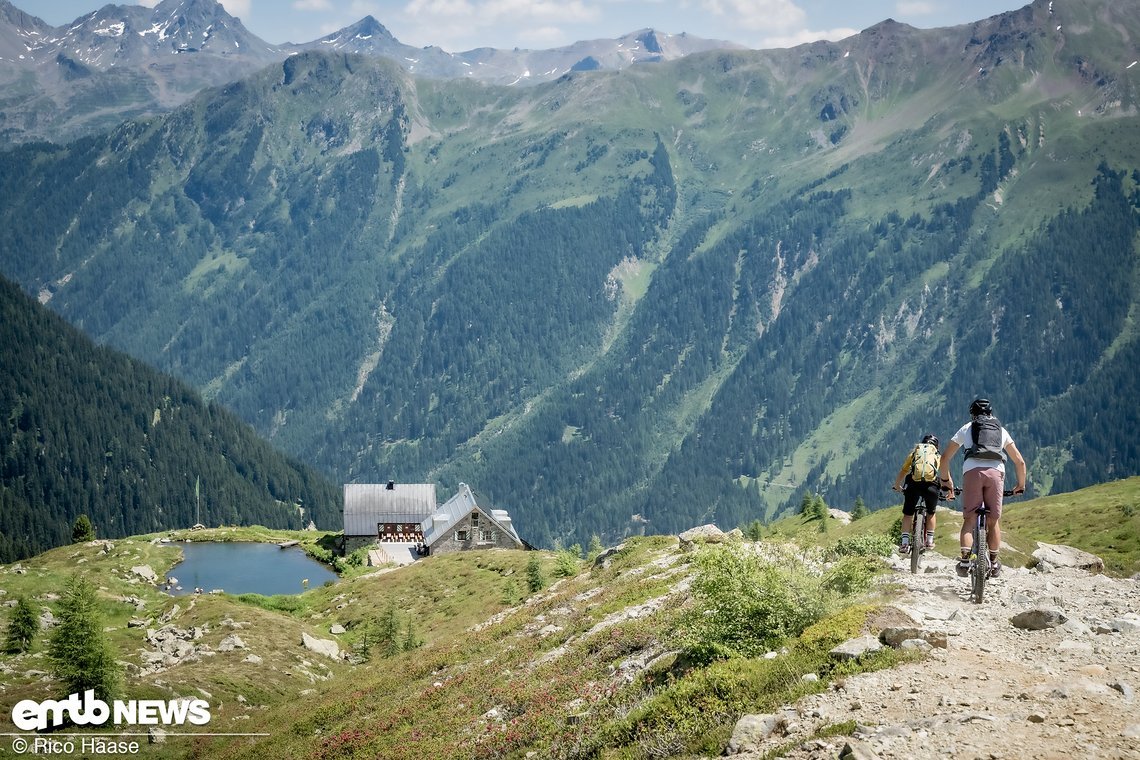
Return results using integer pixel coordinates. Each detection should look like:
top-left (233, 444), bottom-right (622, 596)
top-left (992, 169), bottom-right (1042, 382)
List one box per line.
top-left (1109, 681), bottom-right (1135, 701)
top-left (217, 634), bottom-right (246, 652)
top-left (678, 524), bottom-right (727, 550)
top-left (301, 631), bottom-right (341, 661)
top-left (839, 738), bottom-right (882, 760)
top-left (330, 624), bottom-right (346, 635)
top-left (830, 635), bottom-right (883, 660)
top-left (879, 627), bottom-right (948, 649)
top-left (1031, 543), bottom-right (1104, 573)
top-left (725, 711), bottom-right (794, 753)
top-left (900, 638), bottom-right (933, 653)
top-left (1107, 615), bottom-right (1140, 634)
top-left (131, 565), bottom-right (159, 583)
top-left (1010, 608), bottom-right (1067, 631)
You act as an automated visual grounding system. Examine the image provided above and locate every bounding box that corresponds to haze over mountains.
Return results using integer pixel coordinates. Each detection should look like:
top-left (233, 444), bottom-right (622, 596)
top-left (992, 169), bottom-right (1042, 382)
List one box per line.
top-left (0, 0), bottom-right (1138, 551)
top-left (0, 0), bottom-right (739, 145)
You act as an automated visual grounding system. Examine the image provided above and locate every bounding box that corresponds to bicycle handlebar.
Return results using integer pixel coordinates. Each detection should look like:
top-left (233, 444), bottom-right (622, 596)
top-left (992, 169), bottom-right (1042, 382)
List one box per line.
top-left (938, 486), bottom-right (1022, 500)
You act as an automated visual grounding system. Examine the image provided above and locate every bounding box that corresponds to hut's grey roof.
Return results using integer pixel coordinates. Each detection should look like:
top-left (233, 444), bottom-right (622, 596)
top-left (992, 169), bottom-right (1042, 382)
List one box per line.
top-left (343, 483), bottom-right (437, 536)
top-left (420, 483), bottom-right (522, 547)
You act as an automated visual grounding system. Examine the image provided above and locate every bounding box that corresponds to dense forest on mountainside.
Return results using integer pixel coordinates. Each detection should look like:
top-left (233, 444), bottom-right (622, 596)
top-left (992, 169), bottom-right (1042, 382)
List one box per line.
top-left (1, 0), bottom-right (1139, 550)
top-left (0, 275), bottom-right (338, 562)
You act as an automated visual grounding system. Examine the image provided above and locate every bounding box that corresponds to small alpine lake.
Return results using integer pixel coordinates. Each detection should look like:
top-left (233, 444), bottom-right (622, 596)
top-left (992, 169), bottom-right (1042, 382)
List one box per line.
top-left (164, 541), bottom-right (339, 596)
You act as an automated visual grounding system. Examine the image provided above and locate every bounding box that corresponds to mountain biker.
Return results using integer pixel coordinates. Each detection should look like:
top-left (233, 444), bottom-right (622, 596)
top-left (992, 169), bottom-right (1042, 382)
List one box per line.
top-left (938, 398), bottom-right (1027, 578)
top-left (891, 433), bottom-right (942, 555)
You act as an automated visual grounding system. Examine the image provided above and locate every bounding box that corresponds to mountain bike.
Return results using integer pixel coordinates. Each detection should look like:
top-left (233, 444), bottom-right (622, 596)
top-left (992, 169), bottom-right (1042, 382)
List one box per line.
top-left (899, 483), bottom-right (937, 575)
top-left (945, 487), bottom-right (1017, 604)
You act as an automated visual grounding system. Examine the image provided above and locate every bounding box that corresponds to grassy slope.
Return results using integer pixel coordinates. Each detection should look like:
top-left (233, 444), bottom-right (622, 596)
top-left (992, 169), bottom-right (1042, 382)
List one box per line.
top-left (770, 476), bottom-right (1140, 576)
top-left (1, 479), bottom-right (1136, 758)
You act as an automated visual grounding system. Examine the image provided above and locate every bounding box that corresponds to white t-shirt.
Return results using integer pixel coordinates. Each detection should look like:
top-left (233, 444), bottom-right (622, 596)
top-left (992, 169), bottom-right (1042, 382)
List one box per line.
top-left (951, 420), bottom-right (1013, 474)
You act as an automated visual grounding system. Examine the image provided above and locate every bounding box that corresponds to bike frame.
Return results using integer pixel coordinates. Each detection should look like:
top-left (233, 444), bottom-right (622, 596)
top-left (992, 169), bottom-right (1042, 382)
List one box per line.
top-left (963, 489), bottom-right (1016, 604)
top-left (904, 485), bottom-right (932, 575)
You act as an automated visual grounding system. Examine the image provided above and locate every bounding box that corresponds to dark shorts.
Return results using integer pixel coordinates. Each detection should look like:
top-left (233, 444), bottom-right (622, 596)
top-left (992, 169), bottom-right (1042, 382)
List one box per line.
top-left (902, 478), bottom-right (940, 517)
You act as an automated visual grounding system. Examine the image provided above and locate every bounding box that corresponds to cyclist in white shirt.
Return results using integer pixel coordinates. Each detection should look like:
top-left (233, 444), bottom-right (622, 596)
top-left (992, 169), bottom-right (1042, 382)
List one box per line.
top-left (938, 398), bottom-right (1026, 578)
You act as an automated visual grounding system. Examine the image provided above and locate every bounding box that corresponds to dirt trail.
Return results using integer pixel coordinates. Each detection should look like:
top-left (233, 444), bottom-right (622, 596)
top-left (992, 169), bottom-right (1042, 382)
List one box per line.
top-left (732, 549), bottom-right (1140, 759)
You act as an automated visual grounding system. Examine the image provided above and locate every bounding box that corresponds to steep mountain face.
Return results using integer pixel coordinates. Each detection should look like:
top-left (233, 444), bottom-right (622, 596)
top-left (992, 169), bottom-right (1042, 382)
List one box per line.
top-left (0, 0), bottom-right (737, 146)
top-left (0, 274), bottom-right (340, 563)
top-left (0, 0), bottom-right (283, 144)
top-left (0, 0), bottom-right (1138, 549)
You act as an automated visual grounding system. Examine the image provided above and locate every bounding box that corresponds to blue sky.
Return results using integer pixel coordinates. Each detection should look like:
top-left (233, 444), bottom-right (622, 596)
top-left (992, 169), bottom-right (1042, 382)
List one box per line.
top-left (26, 1), bottom-right (1030, 51)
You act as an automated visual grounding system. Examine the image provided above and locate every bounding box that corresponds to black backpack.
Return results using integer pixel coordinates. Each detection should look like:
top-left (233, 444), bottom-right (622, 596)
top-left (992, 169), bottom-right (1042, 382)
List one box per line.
top-left (965, 415), bottom-right (1004, 461)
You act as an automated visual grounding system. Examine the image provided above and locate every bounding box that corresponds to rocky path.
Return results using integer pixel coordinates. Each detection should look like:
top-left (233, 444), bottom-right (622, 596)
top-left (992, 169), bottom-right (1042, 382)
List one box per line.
top-left (727, 549), bottom-right (1140, 759)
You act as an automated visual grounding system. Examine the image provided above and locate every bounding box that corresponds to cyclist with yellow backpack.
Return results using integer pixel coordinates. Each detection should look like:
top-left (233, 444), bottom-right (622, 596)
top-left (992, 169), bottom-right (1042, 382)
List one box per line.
top-left (892, 433), bottom-right (942, 555)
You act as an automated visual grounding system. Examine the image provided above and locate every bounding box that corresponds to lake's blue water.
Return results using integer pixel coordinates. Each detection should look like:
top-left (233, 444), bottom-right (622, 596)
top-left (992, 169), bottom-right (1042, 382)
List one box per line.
top-left (165, 542), bottom-right (339, 596)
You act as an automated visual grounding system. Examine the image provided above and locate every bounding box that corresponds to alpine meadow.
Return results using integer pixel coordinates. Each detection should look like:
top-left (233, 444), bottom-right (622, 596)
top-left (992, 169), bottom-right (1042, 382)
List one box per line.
top-left (1, 0), bottom-right (1139, 553)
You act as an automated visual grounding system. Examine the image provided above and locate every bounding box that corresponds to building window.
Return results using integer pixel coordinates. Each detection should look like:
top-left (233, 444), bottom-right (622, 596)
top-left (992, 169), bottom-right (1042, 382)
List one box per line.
top-left (479, 530), bottom-right (495, 543)
top-left (471, 512), bottom-right (480, 526)
top-left (456, 529), bottom-right (470, 541)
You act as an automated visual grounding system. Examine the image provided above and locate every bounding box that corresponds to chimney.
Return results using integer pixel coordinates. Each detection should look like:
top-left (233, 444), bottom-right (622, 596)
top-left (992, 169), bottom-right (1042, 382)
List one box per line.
top-left (386, 480), bottom-right (395, 490)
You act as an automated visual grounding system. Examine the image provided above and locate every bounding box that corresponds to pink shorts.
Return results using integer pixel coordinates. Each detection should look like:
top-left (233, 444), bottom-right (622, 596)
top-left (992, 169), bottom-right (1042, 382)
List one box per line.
top-left (962, 467), bottom-right (1005, 523)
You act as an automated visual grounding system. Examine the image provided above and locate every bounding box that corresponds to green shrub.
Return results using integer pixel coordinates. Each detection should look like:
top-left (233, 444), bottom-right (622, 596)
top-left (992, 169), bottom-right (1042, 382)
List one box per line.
top-left (526, 555), bottom-right (547, 592)
top-left (888, 516), bottom-right (903, 543)
top-left (825, 533), bottom-right (895, 559)
top-left (554, 547), bottom-right (581, 577)
top-left (821, 556), bottom-right (878, 596)
top-left (680, 544), bottom-right (828, 659)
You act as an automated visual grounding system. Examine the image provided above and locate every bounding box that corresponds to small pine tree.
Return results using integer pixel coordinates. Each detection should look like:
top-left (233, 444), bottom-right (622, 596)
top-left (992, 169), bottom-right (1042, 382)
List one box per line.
top-left (4, 596), bottom-right (40, 653)
top-left (401, 619), bottom-right (422, 652)
top-left (851, 497), bottom-right (869, 521)
top-left (812, 494), bottom-right (828, 520)
top-left (502, 579), bottom-right (521, 606)
top-left (799, 491), bottom-right (814, 515)
top-left (743, 519), bottom-right (764, 541)
top-left (47, 576), bottom-right (120, 700)
top-left (71, 514), bottom-right (95, 543)
top-left (526, 555), bottom-right (547, 593)
top-left (376, 604), bottom-right (402, 659)
top-left (586, 534), bottom-right (605, 562)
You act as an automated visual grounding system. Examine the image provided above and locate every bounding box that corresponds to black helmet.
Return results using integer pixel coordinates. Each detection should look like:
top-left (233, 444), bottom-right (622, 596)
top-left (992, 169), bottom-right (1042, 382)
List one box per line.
top-left (970, 397), bottom-right (993, 416)
top-left (921, 433), bottom-right (939, 449)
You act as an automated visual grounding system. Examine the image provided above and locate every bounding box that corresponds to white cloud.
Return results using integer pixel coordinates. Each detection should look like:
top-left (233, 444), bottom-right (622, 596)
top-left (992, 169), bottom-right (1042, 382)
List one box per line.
top-left (400, 0), bottom-right (600, 49)
top-left (758, 26), bottom-right (859, 48)
top-left (895, 1), bottom-right (937, 16)
top-left (698, 0), bottom-right (806, 32)
top-left (221, 0), bottom-right (253, 20)
top-left (292, 0), bottom-right (334, 10)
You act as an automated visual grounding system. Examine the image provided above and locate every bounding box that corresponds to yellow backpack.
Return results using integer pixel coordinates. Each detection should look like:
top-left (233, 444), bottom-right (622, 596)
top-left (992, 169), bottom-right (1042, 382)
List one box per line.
top-left (909, 442), bottom-right (940, 482)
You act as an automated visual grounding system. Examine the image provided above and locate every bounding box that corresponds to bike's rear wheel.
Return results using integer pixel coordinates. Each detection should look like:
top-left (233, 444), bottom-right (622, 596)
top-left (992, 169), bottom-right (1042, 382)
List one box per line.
top-left (972, 522), bottom-right (988, 604)
top-left (910, 511), bottom-right (923, 575)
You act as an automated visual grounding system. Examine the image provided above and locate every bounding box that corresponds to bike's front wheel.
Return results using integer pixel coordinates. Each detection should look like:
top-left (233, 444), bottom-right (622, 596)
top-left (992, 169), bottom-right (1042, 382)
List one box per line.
top-left (910, 512), bottom-right (923, 575)
top-left (972, 523), bottom-right (988, 604)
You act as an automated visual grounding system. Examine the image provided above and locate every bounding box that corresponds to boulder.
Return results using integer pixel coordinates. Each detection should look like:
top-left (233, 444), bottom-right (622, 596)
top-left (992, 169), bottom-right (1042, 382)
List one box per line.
top-left (217, 634), bottom-right (246, 652)
top-left (678, 524), bottom-right (726, 550)
top-left (301, 631), bottom-right (341, 661)
top-left (131, 565), bottom-right (159, 583)
top-left (830, 635), bottom-right (883, 661)
top-left (725, 711), bottom-right (796, 754)
top-left (1032, 543), bottom-right (1104, 573)
top-left (879, 627), bottom-right (947, 649)
top-left (1010, 608), bottom-right (1068, 631)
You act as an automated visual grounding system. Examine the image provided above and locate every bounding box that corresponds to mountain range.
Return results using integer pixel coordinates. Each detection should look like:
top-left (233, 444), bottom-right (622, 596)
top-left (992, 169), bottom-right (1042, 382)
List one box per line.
top-left (0, 0), bottom-right (1138, 550)
top-left (0, 0), bottom-right (738, 146)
